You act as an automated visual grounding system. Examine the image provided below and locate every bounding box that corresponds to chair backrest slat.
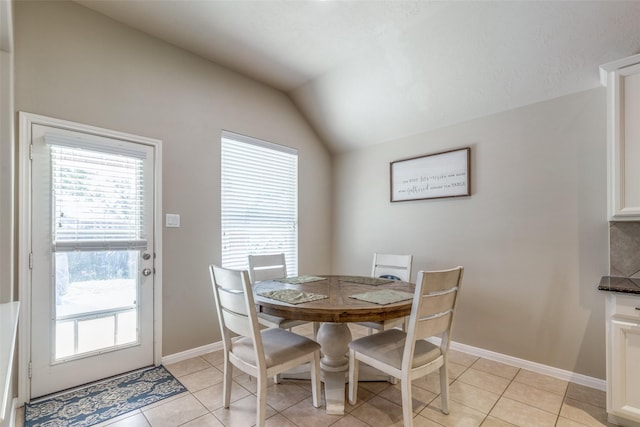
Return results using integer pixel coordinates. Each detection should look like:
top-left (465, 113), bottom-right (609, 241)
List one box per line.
top-left (248, 253), bottom-right (287, 282)
top-left (416, 311), bottom-right (453, 340)
top-left (209, 265), bottom-right (262, 346)
top-left (217, 287), bottom-right (249, 317)
top-left (372, 253), bottom-right (413, 282)
top-left (221, 307), bottom-right (254, 337)
top-left (419, 288), bottom-right (457, 319)
top-left (403, 266), bottom-right (463, 369)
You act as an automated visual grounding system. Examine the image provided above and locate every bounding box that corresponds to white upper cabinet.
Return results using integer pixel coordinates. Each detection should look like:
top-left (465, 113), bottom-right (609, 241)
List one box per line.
top-left (601, 54), bottom-right (640, 220)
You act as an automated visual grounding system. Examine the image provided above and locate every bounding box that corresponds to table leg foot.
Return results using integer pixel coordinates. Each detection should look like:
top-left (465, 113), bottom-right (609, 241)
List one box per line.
top-left (323, 371), bottom-right (347, 415)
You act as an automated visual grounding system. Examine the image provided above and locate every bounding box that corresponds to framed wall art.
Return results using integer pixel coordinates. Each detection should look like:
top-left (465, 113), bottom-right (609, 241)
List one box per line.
top-left (390, 147), bottom-right (470, 202)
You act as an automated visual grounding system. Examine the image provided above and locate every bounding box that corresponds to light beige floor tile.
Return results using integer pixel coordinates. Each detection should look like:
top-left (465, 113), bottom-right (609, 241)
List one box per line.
top-left (138, 391), bottom-right (189, 411)
top-left (480, 416), bottom-right (518, 427)
top-left (448, 380), bottom-right (501, 414)
top-left (377, 383), bottom-right (438, 415)
top-left (472, 358), bottom-right (519, 380)
top-left (28, 348), bottom-right (615, 427)
top-left (349, 395), bottom-right (405, 427)
top-left (178, 366), bottom-right (224, 392)
top-left (192, 380), bottom-right (252, 412)
top-left (556, 417), bottom-right (593, 427)
top-left (233, 372), bottom-right (275, 393)
top-left (359, 380), bottom-right (392, 395)
top-left (503, 381), bottom-right (564, 414)
top-left (565, 383), bottom-right (606, 409)
top-left (180, 413), bottom-right (224, 427)
top-left (412, 363), bottom-right (463, 394)
top-left (101, 412), bottom-right (150, 427)
top-left (200, 351), bottom-right (225, 368)
top-left (421, 398), bottom-right (486, 427)
top-left (164, 357), bottom-right (211, 378)
top-left (449, 361), bottom-right (469, 380)
top-left (559, 397), bottom-right (615, 427)
top-left (344, 383), bottom-right (377, 413)
top-left (456, 368), bottom-right (511, 395)
top-left (142, 394), bottom-right (209, 427)
top-left (490, 397), bottom-right (557, 427)
top-left (413, 413), bottom-right (455, 426)
top-left (280, 396), bottom-right (343, 427)
top-left (212, 394), bottom-right (277, 427)
top-left (265, 413), bottom-right (299, 427)
top-left (448, 349), bottom-right (480, 367)
top-left (413, 372), bottom-right (443, 394)
top-left (513, 370), bottom-right (568, 396)
top-left (329, 414), bottom-right (374, 427)
top-left (265, 382), bottom-right (312, 411)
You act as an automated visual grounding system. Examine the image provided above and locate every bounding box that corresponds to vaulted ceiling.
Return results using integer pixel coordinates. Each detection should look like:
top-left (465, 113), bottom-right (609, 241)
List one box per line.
top-left (76, 0), bottom-right (640, 153)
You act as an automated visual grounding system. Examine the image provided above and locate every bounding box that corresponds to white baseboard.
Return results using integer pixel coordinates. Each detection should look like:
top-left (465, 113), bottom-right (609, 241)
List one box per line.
top-left (162, 337), bottom-right (606, 392)
top-left (161, 341), bottom-right (225, 366)
top-left (441, 339), bottom-right (606, 391)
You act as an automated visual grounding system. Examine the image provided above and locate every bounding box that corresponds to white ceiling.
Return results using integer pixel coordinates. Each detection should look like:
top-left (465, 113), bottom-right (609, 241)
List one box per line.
top-left (76, 0), bottom-right (640, 153)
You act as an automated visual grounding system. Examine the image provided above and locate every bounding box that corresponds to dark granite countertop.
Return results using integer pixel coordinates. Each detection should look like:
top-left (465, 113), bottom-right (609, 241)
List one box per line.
top-left (598, 276), bottom-right (640, 294)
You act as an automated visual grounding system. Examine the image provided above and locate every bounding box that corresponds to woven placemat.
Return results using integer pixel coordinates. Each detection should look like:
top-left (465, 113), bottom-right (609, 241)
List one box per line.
top-left (276, 275), bottom-right (326, 284)
top-left (258, 289), bottom-right (328, 304)
top-left (338, 276), bottom-right (392, 286)
top-left (349, 289), bottom-right (414, 305)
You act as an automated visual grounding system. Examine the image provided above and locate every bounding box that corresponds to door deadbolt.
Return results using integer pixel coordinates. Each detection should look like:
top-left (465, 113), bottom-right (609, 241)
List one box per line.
top-left (142, 268), bottom-right (152, 277)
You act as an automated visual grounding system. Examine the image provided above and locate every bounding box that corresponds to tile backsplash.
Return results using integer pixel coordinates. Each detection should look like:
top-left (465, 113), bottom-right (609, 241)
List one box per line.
top-left (610, 222), bottom-right (640, 278)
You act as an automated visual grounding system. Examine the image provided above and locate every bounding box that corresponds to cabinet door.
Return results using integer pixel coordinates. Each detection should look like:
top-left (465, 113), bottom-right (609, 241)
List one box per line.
top-left (609, 62), bottom-right (640, 219)
top-left (610, 319), bottom-right (640, 421)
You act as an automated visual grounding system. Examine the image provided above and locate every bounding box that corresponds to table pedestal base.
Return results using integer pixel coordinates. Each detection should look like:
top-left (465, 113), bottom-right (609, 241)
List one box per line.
top-left (316, 322), bottom-right (351, 415)
top-left (281, 322), bottom-right (393, 414)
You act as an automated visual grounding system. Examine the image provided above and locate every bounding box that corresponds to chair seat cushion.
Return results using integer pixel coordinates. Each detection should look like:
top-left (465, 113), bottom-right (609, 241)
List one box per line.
top-left (232, 327), bottom-right (320, 368)
top-left (348, 328), bottom-right (441, 369)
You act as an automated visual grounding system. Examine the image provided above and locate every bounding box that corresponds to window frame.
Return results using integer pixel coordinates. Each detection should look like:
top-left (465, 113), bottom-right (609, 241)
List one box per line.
top-left (220, 131), bottom-right (298, 276)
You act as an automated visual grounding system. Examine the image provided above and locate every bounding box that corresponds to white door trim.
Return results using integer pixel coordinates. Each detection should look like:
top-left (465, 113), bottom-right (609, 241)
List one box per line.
top-left (18, 112), bottom-right (163, 404)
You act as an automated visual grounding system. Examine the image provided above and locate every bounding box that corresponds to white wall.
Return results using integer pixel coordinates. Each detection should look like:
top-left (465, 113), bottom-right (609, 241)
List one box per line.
top-left (13, 0), bottom-right (332, 355)
top-left (332, 88), bottom-right (609, 379)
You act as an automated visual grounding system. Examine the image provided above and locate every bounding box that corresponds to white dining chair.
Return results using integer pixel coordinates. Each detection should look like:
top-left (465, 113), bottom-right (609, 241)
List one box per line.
top-left (348, 266), bottom-right (464, 427)
top-left (209, 265), bottom-right (322, 427)
top-left (248, 253), bottom-right (319, 335)
top-left (356, 253), bottom-right (413, 334)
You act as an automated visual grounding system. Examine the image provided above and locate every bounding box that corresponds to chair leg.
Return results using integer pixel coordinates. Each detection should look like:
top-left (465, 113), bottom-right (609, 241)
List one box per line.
top-left (223, 357), bottom-right (232, 408)
top-left (400, 378), bottom-right (413, 427)
top-left (439, 363), bottom-right (450, 415)
top-left (348, 349), bottom-right (359, 405)
top-left (257, 373), bottom-right (268, 427)
top-left (310, 351), bottom-right (321, 408)
top-left (313, 322), bottom-right (320, 339)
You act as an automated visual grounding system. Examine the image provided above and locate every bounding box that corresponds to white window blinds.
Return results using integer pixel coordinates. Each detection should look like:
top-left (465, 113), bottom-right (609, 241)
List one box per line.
top-left (221, 131), bottom-right (298, 276)
top-left (48, 134), bottom-right (147, 251)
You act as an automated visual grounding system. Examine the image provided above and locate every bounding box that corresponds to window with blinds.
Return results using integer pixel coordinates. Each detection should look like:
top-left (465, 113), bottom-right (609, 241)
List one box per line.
top-left (48, 134), bottom-right (147, 252)
top-left (221, 131), bottom-right (298, 276)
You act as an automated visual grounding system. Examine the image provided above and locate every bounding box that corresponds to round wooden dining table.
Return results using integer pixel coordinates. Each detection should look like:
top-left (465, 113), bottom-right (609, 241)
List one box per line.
top-left (253, 275), bottom-right (415, 415)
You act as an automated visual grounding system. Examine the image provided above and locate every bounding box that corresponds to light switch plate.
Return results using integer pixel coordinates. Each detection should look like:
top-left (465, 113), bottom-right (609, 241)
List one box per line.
top-left (165, 214), bottom-right (180, 228)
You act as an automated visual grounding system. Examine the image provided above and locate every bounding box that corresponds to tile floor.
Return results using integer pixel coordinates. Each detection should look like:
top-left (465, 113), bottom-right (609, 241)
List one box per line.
top-left (15, 324), bottom-right (614, 427)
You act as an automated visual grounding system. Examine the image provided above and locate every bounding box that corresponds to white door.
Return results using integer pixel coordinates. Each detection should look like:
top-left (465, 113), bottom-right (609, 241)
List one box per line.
top-left (28, 121), bottom-right (158, 398)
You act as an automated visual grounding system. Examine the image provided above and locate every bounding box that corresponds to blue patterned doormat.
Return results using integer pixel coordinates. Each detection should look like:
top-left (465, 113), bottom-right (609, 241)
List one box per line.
top-left (25, 365), bottom-right (186, 427)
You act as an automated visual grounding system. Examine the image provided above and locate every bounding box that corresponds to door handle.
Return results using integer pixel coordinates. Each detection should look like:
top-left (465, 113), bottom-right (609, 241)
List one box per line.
top-left (142, 268), bottom-right (152, 277)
